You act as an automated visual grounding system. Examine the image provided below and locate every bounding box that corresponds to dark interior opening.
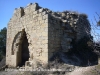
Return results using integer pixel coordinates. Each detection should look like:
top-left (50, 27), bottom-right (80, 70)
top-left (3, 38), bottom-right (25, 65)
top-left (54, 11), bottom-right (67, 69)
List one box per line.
top-left (20, 31), bottom-right (30, 66)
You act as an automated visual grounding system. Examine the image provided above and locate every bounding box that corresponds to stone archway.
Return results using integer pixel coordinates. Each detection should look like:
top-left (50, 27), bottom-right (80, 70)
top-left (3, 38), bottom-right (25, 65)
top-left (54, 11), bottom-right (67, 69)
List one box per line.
top-left (11, 29), bottom-right (30, 67)
top-left (21, 31), bottom-right (29, 66)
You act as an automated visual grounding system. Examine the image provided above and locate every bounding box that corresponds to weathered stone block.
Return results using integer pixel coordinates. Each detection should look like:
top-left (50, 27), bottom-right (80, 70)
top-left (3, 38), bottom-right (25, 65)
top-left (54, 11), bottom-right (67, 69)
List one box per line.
top-left (39, 8), bottom-right (44, 13)
top-left (38, 16), bottom-right (43, 20)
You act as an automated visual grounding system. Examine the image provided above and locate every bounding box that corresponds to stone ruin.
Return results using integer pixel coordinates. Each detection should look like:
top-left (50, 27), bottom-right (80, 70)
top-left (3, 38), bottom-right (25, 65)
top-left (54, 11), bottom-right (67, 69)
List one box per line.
top-left (6, 3), bottom-right (91, 68)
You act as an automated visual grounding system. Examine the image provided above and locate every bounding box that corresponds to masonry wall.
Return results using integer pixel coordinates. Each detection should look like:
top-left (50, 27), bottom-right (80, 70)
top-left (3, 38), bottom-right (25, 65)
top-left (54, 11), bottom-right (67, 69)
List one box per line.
top-left (48, 15), bottom-right (63, 59)
top-left (6, 3), bottom-right (49, 67)
top-left (6, 2), bottom-right (91, 68)
top-left (75, 15), bottom-right (91, 41)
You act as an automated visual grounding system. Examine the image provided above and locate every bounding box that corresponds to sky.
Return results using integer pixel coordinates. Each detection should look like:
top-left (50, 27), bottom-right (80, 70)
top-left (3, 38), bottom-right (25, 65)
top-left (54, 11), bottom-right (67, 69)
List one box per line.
top-left (0, 0), bottom-right (100, 41)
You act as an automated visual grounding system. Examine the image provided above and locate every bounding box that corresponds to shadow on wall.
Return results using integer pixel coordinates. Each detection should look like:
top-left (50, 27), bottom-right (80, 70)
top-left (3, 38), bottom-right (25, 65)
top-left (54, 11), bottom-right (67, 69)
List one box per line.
top-left (49, 51), bottom-right (98, 67)
top-left (47, 13), bottom-right (98, 67)
top-left (49, 36), bottom-right (98, 67)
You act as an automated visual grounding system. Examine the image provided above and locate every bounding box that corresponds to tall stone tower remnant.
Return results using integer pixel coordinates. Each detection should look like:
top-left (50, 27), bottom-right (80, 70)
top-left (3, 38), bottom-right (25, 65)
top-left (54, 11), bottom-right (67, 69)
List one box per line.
top-left (6, 3), bottom-right (91, 68)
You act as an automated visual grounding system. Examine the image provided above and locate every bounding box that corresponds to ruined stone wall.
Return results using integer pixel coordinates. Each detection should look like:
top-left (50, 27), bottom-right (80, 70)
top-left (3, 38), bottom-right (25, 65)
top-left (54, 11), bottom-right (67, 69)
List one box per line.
top-left (6, 2), bottom-right (91, 68)
top-left (76, 14), bottom-right (91, 41)
top-left (6, 3), bottom-right (49, 67)
top-left (48, 14), bottom-right (62, 59)
top-left (48, 11), bottom-right (91, 41)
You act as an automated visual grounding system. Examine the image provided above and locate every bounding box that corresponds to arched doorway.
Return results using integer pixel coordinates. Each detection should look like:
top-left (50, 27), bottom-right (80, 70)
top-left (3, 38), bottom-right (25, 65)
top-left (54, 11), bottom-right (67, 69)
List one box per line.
top-left (21, 31), bottom-right (29, 66)
top-left (12, 29), bottom-right (30, 67)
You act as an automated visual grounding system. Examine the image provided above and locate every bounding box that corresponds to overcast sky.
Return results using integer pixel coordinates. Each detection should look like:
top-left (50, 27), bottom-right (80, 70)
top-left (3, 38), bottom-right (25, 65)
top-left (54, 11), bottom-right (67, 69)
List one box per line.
top-left (0, 0), bottom-right (100, 41)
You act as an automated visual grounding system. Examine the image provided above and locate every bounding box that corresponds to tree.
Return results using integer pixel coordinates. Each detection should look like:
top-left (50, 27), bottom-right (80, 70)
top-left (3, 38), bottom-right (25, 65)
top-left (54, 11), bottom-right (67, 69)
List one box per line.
top-left (97, 20), bottom-right (100, 26)
top-left (0, 27), bottom-right (7, 55)
top-left (95, 12), bottom-right (100, 26)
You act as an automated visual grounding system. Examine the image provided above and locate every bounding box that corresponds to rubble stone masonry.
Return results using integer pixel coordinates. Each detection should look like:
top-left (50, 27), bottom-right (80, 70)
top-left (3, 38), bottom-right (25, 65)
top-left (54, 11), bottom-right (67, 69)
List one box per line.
top-left (6, 3), bottom-right (91, 68)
